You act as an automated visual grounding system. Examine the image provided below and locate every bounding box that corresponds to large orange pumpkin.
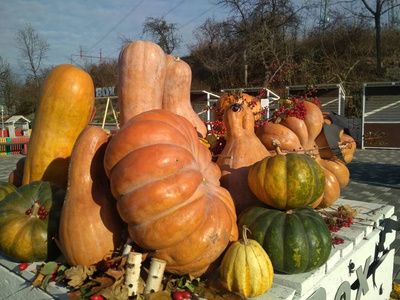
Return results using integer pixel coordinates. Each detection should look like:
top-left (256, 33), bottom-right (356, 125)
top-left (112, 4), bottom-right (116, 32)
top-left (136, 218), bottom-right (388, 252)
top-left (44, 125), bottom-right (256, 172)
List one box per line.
top-left (103, 109), bottom-right (238, 277)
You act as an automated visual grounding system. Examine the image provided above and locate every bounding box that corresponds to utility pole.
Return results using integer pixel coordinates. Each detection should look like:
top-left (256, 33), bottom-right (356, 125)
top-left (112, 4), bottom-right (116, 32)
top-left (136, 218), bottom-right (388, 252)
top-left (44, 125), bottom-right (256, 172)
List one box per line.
top-left (70, 47), bottom-right (112, 67)
top-left (321, 0), bottom-right (330, 32)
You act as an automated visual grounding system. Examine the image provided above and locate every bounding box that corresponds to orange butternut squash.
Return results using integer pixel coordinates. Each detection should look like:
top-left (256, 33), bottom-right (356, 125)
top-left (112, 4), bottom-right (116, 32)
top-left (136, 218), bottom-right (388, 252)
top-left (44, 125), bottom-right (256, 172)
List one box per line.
top-left (22, 64), bottom-right (95, 189)
top-left (118, 40), bottom-right (166, 126)
top-left (59, 126), bottom-right (124, 266)
top-left (162, 54), bottom-right (207, 137)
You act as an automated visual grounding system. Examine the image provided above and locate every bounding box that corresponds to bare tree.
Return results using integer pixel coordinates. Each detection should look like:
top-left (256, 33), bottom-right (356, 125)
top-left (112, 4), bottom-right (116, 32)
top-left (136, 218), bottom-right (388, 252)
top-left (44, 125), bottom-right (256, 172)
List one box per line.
top-left (343, 0), bottom-right (400, 75)
top-left (142, 16), bottom-right (182, 54)
top-left (118, 34), bottom-right (133, 51)
top-left (15, 23), bottom-right (50, 87)
top-left (0, 57), bottom-right (20, 115)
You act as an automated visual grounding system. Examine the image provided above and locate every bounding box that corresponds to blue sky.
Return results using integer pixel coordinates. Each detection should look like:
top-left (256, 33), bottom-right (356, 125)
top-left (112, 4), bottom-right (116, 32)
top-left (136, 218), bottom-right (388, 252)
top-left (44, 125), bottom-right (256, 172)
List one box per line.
top-left (0, 0), bottom-right (229, 76)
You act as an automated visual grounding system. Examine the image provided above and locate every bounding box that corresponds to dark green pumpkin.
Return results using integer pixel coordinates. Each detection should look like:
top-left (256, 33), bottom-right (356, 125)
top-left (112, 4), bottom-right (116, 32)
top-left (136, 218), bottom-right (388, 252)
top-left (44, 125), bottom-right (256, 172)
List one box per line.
top-left (238, 206), bottom-right (331, 274)
top-left (248, 151), bottom-right (325, 210)
top-left (0, 182), bottom-right (17, 201)
top-left (0, 181), bottom-right (65, 262)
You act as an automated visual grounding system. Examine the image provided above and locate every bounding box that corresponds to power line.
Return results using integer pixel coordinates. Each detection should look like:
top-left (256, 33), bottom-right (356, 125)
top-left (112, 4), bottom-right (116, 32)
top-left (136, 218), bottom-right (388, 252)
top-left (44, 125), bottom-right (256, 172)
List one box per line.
top-left (164, 0), bottom-right (187, 17)
top-left (87, 0), bottom-right (147, 53)
top-left (179, 6), bottom-right (215, 29)
top-left (104, 0), bottom-right (186, 58)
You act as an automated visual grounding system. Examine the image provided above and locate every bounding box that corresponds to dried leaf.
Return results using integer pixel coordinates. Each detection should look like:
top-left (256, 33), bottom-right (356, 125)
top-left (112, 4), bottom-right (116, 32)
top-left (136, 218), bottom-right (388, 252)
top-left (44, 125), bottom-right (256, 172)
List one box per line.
top-left (105, 268), bottom-right (125, 281)
top-left (100, 275), bottom-right (129, 300)
top-left (90, 276), bottom-right (115, 295)
top-left (147, 290), bottom-right (172, 300)
top-left (65, 265), bottom-right (96, 288)
top-left (31, 272), bottom-right (45, 288)
top-left (341, 204), bottom-right (357, 218)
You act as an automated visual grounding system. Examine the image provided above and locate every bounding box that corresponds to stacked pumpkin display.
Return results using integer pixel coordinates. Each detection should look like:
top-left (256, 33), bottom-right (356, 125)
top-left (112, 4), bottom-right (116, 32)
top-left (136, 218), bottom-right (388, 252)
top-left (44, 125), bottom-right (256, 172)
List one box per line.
top-left (0, 39), bottom-right (357, 298)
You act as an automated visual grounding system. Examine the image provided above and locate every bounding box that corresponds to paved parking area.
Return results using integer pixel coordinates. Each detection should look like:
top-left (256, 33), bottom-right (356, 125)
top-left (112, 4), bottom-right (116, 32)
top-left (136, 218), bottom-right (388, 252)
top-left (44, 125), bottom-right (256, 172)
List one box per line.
top-left (0, 148), bottom-right (400, 282)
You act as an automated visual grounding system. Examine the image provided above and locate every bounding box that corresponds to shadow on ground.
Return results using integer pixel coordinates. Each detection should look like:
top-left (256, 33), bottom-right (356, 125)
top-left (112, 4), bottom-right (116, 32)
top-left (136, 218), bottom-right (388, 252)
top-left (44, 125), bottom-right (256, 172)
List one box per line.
top-left (347, 161), bottom-right (400, 188)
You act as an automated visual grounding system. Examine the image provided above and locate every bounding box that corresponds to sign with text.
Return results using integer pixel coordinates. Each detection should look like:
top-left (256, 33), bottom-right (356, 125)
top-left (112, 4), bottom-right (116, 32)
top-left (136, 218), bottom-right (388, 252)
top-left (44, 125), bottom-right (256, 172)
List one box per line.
top-left (96, 86), bottom-right (116, 97)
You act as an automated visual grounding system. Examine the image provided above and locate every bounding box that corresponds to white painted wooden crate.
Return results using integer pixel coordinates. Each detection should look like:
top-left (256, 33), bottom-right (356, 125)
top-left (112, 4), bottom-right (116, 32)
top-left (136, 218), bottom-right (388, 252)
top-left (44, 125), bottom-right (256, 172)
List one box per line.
top-left (0, 198), bottom-right (396, 299)
top-left (253, 198), bottom-right (397, 300)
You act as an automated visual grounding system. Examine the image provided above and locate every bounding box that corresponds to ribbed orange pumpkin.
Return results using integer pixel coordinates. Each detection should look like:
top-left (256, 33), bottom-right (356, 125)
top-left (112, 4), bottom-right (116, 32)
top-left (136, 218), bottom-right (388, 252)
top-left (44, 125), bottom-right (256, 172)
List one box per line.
top-left (103, 109), bottom-right (238, 277)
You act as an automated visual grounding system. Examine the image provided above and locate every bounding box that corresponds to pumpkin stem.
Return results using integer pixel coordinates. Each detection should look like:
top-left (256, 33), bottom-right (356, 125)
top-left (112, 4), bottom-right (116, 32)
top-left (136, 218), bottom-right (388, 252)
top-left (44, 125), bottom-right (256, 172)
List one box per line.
top-left (31, 202), bottom-right (40, 218)
top-left (241, 225), bottom-right (251, 245)
top-left (271, 138), bottom-right (284, 155)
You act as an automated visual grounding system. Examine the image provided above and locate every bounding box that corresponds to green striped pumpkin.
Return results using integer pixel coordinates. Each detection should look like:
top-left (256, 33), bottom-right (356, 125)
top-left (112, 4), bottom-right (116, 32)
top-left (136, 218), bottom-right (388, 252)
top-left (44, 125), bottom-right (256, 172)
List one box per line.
top-left (248, 147), bottom-right (325, 210)
top-left (0, 182), bottom-right (17, 201)
top-left (0, 181), bottom-right (65, 262)
top-left (238, 206), bottom-right (331, 274)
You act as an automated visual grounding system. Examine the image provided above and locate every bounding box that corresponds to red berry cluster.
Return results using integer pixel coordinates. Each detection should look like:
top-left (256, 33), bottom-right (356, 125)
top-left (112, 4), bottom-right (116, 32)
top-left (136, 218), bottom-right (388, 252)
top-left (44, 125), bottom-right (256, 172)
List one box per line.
top-left (103, 260), bottom-right (119, 271)
top-left (323, 205), bottom-right (355, 246)
top-left (332, 236), bottom-right (344, 245)
top-left (285, 100), bottom-right (307, 120)
top-left (25, 201), bottom-right (50, 220)
top-left (204, 119), bottom-right (226, 136)
top-left (172, 290), bottom-right (192, 300)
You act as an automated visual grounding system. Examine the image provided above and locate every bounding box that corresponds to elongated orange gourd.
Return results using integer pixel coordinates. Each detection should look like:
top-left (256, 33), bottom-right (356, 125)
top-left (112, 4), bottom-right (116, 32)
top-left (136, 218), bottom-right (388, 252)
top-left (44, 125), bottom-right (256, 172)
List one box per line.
top-left (162, 54), bottom-right (207, 137)
top-left (22, 64), bottom-right (95, 189)
top-left (217, 102), bottom-right (270, 215)
top-left (118, 40), bottom-right (167, 126)
top-left (59, 126), bottom-right (124, 266)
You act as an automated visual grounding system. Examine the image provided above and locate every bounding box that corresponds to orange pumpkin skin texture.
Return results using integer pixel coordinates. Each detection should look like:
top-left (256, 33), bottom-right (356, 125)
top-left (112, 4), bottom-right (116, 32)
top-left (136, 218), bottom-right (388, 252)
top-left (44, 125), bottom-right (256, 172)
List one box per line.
top-left (59, 126), bottom-right (124, 267)
top-left (103, 109), bottom-right (238, 277)
top-left (316, 157), bottom-right (349, 188)
top-left (118, 41), bottom-right (167, 126)
top-left (215, 92), bottom-right (262, 122)
top-left (216, 103), bottom-right (270, 215)
top-left (315, 166), bottom-right (341, 208)
top-left (22, 64), bottom-right (95, 189)
top-left (256, 101), bottom-right (324, 155)
top-left (162, 54), bottom-right (207, 138)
